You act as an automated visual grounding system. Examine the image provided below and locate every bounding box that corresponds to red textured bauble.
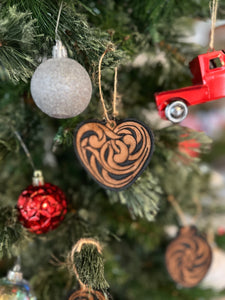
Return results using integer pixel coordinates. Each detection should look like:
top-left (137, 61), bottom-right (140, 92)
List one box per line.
top-left (17, 182), bottom-right (67, 234)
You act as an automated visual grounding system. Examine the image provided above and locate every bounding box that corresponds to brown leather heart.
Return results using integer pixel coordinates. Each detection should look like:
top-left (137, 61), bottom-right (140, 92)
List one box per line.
top-left (74, 119), bottom-right (154, 191)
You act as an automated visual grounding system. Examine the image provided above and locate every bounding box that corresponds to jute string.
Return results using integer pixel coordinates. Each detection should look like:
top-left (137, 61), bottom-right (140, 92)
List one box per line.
top-left (167, 195), bottom-right (202, 226)
top-left (70, 238), bottom-right (102, 290)
top-left (209, 0), bottom-right (219, 50)
top-left (113, 67), bottom-right (119, 118)
top-left (207, 227), bottom-right (215, 245)
top-left (98, 45), bottom-right (119, 122)
top-left (168, 195), bottom-right (187, 226)
top-left (168, 196), bottom-right (215, 246)
top-left (192, 197), bottom-right (202, 223)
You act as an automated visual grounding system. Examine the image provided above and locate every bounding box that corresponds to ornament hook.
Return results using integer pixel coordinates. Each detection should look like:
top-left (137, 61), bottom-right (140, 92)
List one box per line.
top-left (32, 170), bottom-right (44, 186)
top-left (13, 130), bottom-right (36, 171)
top-left (53, 2), bottom-right (67, 58)
top-left (52, 40), bottom-right (68, 58)
top-left (7, 257), bottom-right (23, 282)
top-left (55, 1), bottom-right (63, 42)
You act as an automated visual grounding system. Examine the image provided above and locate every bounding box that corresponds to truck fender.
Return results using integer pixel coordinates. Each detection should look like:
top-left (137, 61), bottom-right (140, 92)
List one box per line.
top-left (166, 97), bottom-right (189, 107)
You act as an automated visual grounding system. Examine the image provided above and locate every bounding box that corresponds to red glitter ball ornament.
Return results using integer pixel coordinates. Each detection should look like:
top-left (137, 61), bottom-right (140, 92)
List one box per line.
top-left (17, 171), bottom-right (67, 234)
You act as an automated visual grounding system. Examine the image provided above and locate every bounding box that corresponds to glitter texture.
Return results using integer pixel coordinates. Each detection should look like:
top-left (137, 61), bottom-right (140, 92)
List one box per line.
top-left (0, 278), bottom-right (36, 300)
top-left (31, 58), bottom-right (92, 118)
top-left (17, 183), bottom-right (67, 234)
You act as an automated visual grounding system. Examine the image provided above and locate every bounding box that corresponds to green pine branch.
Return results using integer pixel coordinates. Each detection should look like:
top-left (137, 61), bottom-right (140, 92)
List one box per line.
top-left (0, 207), bottom-right (28, 258)
top-left (0, 6), bottom-right (38, 82)
top-left (108, 171), bottom-right (162, 221)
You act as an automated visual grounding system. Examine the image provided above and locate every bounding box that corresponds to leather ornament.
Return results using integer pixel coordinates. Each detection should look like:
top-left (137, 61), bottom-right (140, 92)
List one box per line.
top-left (68, 288), bottom-right (106, 300)
top-left (74, 119), bottom-right (154, 191)
top-left (165, 226), bottom-right (212, 288)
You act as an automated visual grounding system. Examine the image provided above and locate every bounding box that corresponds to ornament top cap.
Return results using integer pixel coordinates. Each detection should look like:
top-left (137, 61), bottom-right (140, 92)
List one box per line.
top-left (7, 263), bottom-right (23, 282)
top-left (32, 170), bottom-right (44, 186)
top-left (52, 40), bottom-right (68, 58)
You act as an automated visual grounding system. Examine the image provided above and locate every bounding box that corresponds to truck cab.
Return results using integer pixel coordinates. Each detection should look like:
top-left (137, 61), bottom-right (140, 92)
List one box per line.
top-left (155, 50), bottom-right (225, 123)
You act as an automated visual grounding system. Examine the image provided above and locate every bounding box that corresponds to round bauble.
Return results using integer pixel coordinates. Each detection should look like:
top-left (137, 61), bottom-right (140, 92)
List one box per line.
top-left (30, 57), bottom-right (92, 118)
top-left (0, 265), bottom-right (36, 300)
top-left (17, 172), bottom-right (67, 234)
top-left (0, 279), bottom-right (36, 300)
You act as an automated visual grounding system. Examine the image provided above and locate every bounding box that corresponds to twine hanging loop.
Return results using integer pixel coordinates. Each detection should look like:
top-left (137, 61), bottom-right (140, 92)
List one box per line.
top-left (167, 195), bottom-right (202, 226)
top-left (70, 238), bottom-right (103, 289)
top-left (98, 44), bottom-right (119, 123)
top-left (209, 0), bottom-right (219, 50)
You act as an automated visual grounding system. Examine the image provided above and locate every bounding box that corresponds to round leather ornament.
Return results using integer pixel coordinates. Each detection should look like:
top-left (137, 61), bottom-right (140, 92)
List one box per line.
top-left (68, 288), bottom-right (107, 300)
top-left (165, 226), bottom-right (212, 288)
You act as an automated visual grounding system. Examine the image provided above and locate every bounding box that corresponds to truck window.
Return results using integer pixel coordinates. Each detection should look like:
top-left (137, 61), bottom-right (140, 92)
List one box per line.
top-left (209, 57), bottom-right (223, 69)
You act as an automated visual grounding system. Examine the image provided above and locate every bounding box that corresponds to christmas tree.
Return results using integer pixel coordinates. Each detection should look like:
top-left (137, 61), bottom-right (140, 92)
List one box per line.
top-left (1, 0), bottom-right (225, 299)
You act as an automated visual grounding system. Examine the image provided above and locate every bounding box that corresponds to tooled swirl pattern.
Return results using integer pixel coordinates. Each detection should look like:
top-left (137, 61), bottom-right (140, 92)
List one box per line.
top-left (75, 120), bottom-right (153, 190)
top-left (165, 226), bottom-right (212, 287)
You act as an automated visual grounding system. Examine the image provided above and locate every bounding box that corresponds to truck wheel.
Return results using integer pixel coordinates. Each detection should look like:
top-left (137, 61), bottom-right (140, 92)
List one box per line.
top-left (165, 100), bottom-right (188, 123)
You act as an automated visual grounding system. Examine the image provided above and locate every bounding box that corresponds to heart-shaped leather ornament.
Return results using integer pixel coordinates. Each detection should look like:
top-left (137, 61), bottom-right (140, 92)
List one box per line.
top-left (74, 119), bottom-right (154, 191)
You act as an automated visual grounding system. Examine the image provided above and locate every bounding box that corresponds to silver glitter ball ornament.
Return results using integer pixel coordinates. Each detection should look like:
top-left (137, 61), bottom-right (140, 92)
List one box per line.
top-left (30, 41), bottom-right (92, 119)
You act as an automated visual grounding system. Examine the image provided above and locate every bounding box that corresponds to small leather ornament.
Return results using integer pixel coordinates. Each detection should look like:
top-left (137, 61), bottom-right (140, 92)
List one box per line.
top-left (74, 119), bottom-right (154, 191)
top-left (165, 226), bottom-right (212, 288)
top-left (68, 288), bottom-right (106, 300)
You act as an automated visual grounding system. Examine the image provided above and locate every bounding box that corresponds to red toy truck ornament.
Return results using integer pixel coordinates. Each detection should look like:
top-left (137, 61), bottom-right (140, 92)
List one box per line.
top-left (155, 50), bottom-right (225, 123)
